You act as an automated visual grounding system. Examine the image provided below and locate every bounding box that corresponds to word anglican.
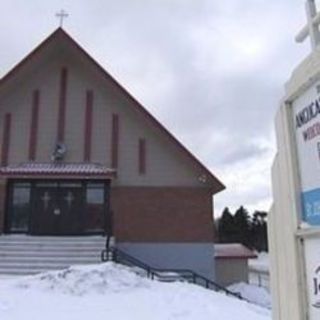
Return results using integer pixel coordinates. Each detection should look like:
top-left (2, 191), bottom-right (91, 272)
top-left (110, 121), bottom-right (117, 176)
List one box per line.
top-left (296, 96), bottom-right (320, 129)
top-left (295, 96), bottom-right (320, 142)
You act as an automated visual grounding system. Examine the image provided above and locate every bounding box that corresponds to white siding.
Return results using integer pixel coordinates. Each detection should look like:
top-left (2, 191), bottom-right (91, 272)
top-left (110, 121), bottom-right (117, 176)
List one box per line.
top-left (0, 48), bottom-right (209, 188)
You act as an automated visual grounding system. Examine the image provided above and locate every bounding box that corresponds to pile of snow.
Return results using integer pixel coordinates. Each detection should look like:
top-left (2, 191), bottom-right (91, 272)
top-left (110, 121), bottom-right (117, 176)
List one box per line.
top-left (228, 282), bottom-right (271, 309)
top-left (249, 252), bottom-right (269, 273)
top-left (0, 262), bottom-right (271, 320)
top-left (16, 263), bottom-right (151, 295)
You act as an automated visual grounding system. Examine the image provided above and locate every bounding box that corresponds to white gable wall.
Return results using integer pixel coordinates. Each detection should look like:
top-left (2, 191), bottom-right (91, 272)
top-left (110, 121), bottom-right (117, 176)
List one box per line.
top-left (0, 49), bottom-right (209, 188)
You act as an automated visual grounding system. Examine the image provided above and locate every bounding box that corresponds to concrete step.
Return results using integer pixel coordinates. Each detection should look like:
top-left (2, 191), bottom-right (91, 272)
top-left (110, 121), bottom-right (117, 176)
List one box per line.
top-left (0, 235), bottom-right (108, 275)
top-left (0, 239), bottom-right (106, 245)
top-left (0, 260), bottom-right (101, 268)
top-left (0, 251), bottom-right (101, 258)
top-left (0, 256), bottom-right (101, 263)
top-left (0, 235), bottom-right (106, 241)
top-left (0, 243), bottom-right (105, 249)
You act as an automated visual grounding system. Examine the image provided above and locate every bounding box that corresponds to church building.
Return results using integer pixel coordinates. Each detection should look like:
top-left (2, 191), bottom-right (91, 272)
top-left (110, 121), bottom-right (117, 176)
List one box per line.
top-left (0, 28), bottom-right (224, 279)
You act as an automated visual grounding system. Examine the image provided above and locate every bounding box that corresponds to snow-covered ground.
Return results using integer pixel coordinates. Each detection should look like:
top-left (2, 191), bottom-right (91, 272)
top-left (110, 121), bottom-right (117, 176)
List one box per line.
top-left (228, 282), bottom-right (271, 309)
top-left (0, 262), bottom-right (271, 320)
top-left (248, 252), bottom-right (270, 289)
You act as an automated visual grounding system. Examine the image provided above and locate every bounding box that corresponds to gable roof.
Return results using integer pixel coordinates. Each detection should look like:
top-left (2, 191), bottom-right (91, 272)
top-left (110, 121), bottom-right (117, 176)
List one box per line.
top-left (0, 28), bottom-right (225, 194)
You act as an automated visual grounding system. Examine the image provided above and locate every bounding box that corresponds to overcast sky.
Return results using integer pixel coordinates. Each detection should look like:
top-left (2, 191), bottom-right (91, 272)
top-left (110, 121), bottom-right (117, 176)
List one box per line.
top-left (0, 0), bottom-right (314, 214)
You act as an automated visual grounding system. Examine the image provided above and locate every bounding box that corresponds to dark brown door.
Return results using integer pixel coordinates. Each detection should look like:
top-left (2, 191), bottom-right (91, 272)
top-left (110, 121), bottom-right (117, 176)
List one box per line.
top-left (31, 184), bottom-right (84, 235)
top-left (58, 187), bottom-right (83, 234)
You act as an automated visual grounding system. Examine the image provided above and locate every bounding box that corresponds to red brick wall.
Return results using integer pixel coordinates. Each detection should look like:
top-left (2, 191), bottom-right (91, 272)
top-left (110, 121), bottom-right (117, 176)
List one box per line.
top-left (0, 179), bottom-right (7, 233)
top-left (111, 186), bottom-right (215, 242)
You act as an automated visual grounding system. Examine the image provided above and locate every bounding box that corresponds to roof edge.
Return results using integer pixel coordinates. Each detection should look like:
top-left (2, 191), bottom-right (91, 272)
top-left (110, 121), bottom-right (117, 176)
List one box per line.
top-left (0, 27), bottom-right (63, 88)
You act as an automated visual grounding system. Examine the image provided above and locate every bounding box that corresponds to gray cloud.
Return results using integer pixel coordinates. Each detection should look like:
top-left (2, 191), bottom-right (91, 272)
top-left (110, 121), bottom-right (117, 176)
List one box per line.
top-left (0, 0), bottom-right (311, 211)
top-left (218, 143), bottom-right (269, 166)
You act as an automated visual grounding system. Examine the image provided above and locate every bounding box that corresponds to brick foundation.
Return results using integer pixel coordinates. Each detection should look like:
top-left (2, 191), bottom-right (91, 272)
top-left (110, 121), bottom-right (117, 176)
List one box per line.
top-left (111, 186), bottom-right (215, 242)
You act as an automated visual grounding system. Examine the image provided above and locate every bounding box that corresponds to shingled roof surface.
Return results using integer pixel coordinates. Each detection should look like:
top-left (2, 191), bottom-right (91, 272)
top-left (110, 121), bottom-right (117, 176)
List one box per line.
top-left (0, 163), bottom-right (116, 177)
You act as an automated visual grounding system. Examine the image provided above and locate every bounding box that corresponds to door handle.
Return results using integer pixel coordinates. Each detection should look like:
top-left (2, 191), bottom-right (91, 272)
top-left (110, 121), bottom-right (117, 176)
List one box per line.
top-left (53, 208), bottom-right (61, 216)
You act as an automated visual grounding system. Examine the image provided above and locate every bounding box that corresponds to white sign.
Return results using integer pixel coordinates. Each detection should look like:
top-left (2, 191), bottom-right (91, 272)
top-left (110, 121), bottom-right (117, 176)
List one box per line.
top-left (293, 81), bottom-right (320, 225)
top-left (304, 237), bottom-right (320, 319)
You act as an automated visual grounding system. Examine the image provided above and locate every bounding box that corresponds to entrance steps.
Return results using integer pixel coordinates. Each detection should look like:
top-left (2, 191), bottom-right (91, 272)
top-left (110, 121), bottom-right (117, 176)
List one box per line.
top-left (0, 235), bottom-right (106, 276)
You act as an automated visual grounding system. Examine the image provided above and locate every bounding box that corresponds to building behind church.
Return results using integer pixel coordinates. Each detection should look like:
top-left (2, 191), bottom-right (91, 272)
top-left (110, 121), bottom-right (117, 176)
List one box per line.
top-left (0, 28), bottom-right (224, 279)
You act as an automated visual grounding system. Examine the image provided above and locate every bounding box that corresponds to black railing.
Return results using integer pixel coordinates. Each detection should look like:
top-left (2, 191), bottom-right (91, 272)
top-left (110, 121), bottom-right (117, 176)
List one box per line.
top-left (101, 247), bottom-right (242, 300)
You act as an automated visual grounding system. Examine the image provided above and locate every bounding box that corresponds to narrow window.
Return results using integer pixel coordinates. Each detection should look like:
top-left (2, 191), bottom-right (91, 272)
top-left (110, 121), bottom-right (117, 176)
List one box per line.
top-left (1, 113), bottom-right (11, 166)
top-left (85, 183), bottom-right (105, 232)
top-left (139, 138), bottom-right (146, 174)
top-left (57, 67), bottom-right (68, 142)
top-left (9, 182), bottom-right (31, 232)
top-left (111, 114), bottom-right (119, 169)
top-left (84, 90), bottom-right (93, 161)
top-left (29, 90), bottom-right (40, 161)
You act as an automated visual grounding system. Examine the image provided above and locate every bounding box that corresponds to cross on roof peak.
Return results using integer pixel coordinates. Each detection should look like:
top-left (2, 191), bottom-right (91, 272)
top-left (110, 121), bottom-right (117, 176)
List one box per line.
top-left (296, 0), bottom-right (320, 51)
top-left (56, 9), bottom-right (69, 28)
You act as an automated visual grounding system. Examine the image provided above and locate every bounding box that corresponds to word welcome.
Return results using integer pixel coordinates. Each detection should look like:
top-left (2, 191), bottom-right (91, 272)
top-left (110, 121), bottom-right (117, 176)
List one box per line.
top-left (302, 122), bottom-right (320, 141)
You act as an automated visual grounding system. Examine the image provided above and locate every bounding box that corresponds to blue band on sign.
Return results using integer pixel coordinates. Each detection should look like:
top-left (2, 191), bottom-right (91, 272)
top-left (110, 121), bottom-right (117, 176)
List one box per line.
top-left (301, 188), bottom-right (320, 225)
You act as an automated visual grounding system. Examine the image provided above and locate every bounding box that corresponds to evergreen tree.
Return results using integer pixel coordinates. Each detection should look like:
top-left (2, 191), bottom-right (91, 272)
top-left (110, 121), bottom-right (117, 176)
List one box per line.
top-left (251, 211), bottom-right (268, 252)
top-left (217, 207), bottom-right (237, 243)
top-left (233, 206), bottom-right (251, 247)
top-left (217, 206), bottom-right (269, 252)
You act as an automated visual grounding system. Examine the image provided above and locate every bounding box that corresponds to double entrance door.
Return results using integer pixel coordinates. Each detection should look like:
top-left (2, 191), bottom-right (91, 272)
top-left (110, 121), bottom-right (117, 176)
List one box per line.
top-left (31, 182), bottom-right (84, 235)
top-left (6, 180), bottom-right (109, 235)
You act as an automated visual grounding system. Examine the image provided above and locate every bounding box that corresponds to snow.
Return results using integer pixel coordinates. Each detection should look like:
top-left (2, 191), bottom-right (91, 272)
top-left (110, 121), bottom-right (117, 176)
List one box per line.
top-left (248, 253), bottom-right (270, 289)
top-left (0, 262), bottom-right (271, 320)
top-left (228, 282), bottom-right (271, 309)
top-left (249, 252), bottom-right (269, 273)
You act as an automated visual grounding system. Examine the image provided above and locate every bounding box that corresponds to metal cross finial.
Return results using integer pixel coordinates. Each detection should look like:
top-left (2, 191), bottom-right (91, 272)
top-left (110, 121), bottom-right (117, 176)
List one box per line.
top-left (296, 0), bottom-right (320, 51)
top-left (56, 9), bottom-right (69, 28)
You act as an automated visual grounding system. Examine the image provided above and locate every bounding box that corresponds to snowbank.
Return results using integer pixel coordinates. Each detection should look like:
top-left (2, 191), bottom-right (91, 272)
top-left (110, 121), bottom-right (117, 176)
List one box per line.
top-left (249, 252), bottom-right (269, 272)
top-left (0, 262), bottom-right (271, 320)
top-left (228, 282), bottom-right (271, 309)
top-left (15, 263), bottom-right (151, 295)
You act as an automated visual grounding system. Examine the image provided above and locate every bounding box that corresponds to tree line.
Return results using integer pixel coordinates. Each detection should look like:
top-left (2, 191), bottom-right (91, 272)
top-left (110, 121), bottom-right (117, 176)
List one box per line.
top-left (217, 206), bottom-right (268, 252)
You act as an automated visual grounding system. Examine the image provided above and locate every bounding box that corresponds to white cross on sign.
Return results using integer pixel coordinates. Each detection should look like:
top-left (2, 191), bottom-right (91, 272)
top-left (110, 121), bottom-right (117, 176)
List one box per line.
top-left (296, 0), bottom-right (320, 51)
top-left (55, 9), bottom-right (69, 28)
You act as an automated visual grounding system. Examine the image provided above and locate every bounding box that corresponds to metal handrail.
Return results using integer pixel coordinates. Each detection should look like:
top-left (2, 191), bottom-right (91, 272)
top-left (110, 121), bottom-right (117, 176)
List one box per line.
top-left (101, 247), bottom-right (242, 300)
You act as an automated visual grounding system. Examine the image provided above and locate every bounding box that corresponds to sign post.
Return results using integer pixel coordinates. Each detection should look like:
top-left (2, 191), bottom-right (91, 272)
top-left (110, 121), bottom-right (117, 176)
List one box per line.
top-left (270, 2), bottom-right (320, 320)
top-left (304, 237), bottom-right (320, 318)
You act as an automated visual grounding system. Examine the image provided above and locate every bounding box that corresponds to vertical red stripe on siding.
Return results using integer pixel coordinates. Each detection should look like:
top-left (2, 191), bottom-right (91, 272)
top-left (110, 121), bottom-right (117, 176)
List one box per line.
top-left (1, 113), bottom-right (11, 166)
top-left (29, 90), bottom-right (40, 161)
top-left (111, 114), bottom-right (119, 169)
top-left (84, 90), bottom-right (93, 162)
top-left (57, 67), bottom-right (68, 142)
top-left (138, 138), bottom-right (146, 174)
